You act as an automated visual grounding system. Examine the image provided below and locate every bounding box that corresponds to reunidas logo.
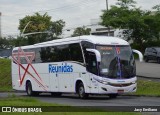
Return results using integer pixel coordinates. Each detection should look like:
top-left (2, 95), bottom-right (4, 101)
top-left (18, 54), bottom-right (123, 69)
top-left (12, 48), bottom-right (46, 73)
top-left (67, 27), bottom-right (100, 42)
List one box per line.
top-left (49, 63), bottom-right (73, 73)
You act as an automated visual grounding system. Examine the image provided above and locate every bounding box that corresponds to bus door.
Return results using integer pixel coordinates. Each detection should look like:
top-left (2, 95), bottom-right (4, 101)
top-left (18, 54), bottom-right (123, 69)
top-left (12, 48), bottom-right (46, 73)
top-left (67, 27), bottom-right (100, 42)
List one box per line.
top-left (86, 51), bottom-right (99, 93)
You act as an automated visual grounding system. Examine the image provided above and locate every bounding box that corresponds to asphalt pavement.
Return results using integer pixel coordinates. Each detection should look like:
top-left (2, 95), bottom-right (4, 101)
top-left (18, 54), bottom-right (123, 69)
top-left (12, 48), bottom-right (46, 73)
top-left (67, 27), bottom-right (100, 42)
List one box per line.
top-left (136, 61), bottom-right (160, 79)
top-left (1, 92), bottom-right (160, 106)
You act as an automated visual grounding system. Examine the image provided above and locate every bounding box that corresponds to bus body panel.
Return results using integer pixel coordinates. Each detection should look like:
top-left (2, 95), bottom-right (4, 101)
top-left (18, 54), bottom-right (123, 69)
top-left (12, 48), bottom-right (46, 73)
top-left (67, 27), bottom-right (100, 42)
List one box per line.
top-left (11, 35), bottom-right (137, 96)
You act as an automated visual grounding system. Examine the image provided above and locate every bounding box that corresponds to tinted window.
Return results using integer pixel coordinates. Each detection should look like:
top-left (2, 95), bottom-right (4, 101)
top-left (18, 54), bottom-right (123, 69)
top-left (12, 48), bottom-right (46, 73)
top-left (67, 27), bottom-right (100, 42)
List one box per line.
top-left (55, 44), bottom-right (70, 62)
top-left (69, 43), bottom-right (83, 63)
top-left (147, 48), bottom-right (152, 52)
top-left (14, 43), bottom-right (84, 64)
top-left (86, 52), bottom-right (98, 75)
top-left (152, 48), bottom-right (156, 52)
top-left (35, 48), bottom-right (42, 63)
top-left (22, 49), bottom-right (35, 64)
top-left (81, 41), bottom-right (94, 51)
top-left (81, 41), bottom-right (94, 63)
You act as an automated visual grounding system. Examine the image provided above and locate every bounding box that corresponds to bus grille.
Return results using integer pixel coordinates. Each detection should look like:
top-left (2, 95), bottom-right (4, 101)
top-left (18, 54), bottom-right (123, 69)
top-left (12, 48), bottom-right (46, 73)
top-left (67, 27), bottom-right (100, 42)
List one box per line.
top-left (108, 83), bottom-right (133, 87)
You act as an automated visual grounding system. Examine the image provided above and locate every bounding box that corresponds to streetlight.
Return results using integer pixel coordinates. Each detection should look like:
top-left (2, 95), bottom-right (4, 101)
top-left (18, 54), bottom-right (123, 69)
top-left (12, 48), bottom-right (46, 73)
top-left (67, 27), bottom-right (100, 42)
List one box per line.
top-left (20, 21), bottom-right (32, 36)
top-left (20, 21), bottom-right (52, 37)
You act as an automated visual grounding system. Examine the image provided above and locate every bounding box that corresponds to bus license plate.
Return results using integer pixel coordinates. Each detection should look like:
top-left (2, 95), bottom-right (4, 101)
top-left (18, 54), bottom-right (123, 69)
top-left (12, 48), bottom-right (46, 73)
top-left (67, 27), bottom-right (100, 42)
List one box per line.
top-left (117, 89), bottom-right (124, 93)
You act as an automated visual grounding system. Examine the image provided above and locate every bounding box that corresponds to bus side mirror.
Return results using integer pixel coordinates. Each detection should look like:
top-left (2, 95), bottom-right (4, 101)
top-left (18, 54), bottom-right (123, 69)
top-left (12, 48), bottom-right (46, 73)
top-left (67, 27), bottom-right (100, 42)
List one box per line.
top-left (86, 49), bottom-right (101, 62)
top-left (132, 49), bottom-right (143, 62)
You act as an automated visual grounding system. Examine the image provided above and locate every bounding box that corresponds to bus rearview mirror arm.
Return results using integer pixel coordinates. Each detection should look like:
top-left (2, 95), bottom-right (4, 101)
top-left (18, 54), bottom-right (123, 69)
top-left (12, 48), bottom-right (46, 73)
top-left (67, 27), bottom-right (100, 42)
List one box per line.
top-left (86, 49), bottom-right (101, 62)
top-left (132, 49), bottom-right (143, 62)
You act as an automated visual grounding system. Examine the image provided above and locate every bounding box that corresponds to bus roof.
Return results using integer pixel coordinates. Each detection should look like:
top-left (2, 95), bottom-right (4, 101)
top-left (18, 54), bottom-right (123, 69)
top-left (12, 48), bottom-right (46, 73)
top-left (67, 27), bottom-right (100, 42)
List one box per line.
top-left (13, 35), bottom-right (129, 50)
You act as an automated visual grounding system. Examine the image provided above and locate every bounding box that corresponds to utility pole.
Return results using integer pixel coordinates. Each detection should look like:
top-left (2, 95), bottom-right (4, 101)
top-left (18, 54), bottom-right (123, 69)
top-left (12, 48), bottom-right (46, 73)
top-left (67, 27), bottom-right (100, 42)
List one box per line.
top-left (0, 12), bottom-right (2, 38)
top-left (106, 0), bottom-right (108, 11)
top-left (106, 0), bottom-right (110, 36)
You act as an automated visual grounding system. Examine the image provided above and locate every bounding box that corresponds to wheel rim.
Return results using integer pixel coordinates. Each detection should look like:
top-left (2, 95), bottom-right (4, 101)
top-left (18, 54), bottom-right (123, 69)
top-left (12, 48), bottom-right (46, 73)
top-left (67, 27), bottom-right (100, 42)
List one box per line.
top-left (79, 86), bottom-right (84, 97)
top-left (27, 85), bottom-right (31, 95)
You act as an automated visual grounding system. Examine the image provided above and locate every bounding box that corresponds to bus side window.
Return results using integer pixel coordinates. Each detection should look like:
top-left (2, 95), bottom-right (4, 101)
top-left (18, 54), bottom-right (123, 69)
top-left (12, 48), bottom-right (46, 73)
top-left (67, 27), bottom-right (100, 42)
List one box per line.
top-left (69, 43), bottom-right (84, 63)
top-left (81, 41), bottom-right (94, 63)
top-left (86, 51), bottom-right (98, 75)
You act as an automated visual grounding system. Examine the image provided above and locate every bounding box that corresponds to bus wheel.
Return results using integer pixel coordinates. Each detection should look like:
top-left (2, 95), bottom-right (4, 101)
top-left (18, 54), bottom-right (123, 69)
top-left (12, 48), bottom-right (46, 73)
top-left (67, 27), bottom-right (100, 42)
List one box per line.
top-left (26, 82), bottom-right (33, 96)
top-left (78, 83), bottom-right (88, 99)
top-left (51, 92), bottom-right (62, 97)
top-left (26, 82), bottom-right (39, 96)
top-left (109, 94), bottom-right (118, 99)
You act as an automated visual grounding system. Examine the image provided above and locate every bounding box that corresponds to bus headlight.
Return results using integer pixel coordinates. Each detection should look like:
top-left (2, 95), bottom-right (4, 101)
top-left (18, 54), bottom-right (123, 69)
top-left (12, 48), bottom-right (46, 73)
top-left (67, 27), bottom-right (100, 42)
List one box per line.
top-left (102, 81), bottom-right (108, 85)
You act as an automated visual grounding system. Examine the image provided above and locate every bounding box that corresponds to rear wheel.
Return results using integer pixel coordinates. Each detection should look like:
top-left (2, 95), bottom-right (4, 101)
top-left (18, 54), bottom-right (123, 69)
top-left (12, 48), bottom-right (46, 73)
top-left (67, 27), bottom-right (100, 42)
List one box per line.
top-left (109, 94), bottom-right (118, 99)
top-left (26, 82), bottom-right (39, 96)
top-left (78, 83), bottom-right (88, 99)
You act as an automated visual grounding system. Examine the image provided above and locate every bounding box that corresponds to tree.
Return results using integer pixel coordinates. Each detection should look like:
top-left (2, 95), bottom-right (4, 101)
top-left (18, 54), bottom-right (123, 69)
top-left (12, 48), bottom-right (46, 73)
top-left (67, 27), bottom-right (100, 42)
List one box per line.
top-left (0, 37), bottom-right (9, 49)
top-left (101, 0), bottom-right (160, 51)
top-left (8, 36), bottom-right (28, 47)
top-left (49, 20), bottom-right (65, 37)
top-left (72, 26), bottom-right (91, 37)
top-left (18, 13), bottom-right (65, 45)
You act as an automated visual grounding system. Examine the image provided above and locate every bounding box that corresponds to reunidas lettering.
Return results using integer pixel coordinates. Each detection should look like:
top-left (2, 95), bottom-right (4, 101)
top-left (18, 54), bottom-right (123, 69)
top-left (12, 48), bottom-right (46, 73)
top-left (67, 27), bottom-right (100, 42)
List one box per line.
top-left (49, 63), bottom-right (73, 73)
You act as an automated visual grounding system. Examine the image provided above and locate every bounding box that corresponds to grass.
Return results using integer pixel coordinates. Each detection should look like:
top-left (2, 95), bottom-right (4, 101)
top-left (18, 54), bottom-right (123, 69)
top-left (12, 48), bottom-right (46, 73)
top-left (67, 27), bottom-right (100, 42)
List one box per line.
top-left (133, 80), bottom-right (160, 96)
top-left (0, 96), bottom-right (141, 114)
top-left (0, 96), bottom-right (59, 106)
top-left (0, 58), bottom-right (12, 91)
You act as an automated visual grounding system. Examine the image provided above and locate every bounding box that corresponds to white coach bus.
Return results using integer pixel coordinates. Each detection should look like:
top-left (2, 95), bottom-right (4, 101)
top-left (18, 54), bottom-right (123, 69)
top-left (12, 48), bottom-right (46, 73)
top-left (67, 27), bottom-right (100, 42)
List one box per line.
top-left (12, 35), bottom-right (138, 99)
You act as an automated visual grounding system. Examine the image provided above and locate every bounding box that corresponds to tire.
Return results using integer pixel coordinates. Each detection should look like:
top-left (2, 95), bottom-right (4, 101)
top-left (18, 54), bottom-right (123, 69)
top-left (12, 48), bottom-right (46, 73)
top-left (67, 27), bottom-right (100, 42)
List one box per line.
top-left (78, 83), bottom-right (88, 99)
top-left (26, 82), bottom-right (39, 96)
top-left (109, 94), bottom-right (118, 99)
top-left (157, 58), bottom-right (160, 64)
top-left (144, 57), bottom-right (149, 62)
top-left (51, 92), bottom-right (62, 97)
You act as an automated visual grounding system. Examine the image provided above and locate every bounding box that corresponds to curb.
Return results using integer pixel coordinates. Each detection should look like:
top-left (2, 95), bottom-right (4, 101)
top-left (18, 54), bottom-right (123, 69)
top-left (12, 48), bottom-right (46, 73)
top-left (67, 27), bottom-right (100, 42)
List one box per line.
top-left (122, 94), bottom-right (160, 98)
top-left (137, 75), bottom-right (160, 80)
top-left (0, 91), bottom-right (160, 98)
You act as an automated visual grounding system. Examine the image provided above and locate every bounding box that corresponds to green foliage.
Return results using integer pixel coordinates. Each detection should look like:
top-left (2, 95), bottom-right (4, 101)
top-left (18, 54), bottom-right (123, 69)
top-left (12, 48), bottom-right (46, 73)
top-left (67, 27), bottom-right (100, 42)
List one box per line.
top-left (0, 97), bottom-right (60, 106)
top-left (101, 0), bottom-right (160, 51)
top-left (72, 26), bottom-right (91, 37)
top-left (116, 0), bottom-right (136, 8)
top-left (131, 40), bottom-right (160, 53)
top-left (0, 59), bottom-right (12, 91)
top-left (0, 37), bottom-right (11, 49)
top-left (19, 13), bottom-right (52, 34)
top-left (134, 80), bottom-right (160, 96)
top-left (18, 12), bottom-right (65, 45)
top-left (50, 20), bottom-right (65, 37)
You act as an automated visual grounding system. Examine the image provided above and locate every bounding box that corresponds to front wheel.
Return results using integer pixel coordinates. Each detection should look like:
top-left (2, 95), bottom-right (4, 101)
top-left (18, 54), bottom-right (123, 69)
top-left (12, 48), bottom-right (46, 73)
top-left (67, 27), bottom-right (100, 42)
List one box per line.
top-left (78, 83), bottom-right (88, 99)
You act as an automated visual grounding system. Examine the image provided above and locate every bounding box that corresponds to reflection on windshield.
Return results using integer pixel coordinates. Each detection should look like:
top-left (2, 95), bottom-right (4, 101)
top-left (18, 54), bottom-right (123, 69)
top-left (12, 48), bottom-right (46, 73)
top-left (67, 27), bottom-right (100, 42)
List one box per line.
top-left (96, 45), bottom-right (136, 79)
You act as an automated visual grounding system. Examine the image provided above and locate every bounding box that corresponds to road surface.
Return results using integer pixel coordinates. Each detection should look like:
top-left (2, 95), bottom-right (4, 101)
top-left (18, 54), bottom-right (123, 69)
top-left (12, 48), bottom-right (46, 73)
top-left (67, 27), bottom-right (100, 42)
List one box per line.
top-left (136, 61), bottom-right (160, 79)
top-left (1, 92), bottom-right (160, 106)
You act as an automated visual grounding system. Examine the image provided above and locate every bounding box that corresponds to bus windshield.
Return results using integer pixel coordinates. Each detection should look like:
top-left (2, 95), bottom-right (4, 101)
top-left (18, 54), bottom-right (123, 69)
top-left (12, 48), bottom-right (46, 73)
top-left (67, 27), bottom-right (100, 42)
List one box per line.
top-left (96, 45), bottom-right (136, 79)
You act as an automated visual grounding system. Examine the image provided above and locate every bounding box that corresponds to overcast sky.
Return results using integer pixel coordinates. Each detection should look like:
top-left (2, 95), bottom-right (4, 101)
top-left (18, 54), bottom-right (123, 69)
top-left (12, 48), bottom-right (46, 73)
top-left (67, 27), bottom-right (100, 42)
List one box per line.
top-left (0, 0), bottom-right (159, 37)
